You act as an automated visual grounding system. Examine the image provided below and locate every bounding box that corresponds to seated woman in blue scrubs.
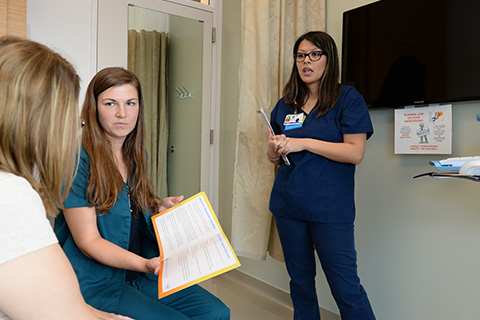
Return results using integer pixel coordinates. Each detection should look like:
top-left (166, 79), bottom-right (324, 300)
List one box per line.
top-left (54, 67), bottom-right (229, 320)
top-left (266, 31), bottom-right (376, 320)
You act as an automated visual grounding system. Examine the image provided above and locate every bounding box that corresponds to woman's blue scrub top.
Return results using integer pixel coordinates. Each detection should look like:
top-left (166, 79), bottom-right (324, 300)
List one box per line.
top-left (269, 86), bottom-right (373, 223)
top-left (54, 146), bottom-right (159, 312)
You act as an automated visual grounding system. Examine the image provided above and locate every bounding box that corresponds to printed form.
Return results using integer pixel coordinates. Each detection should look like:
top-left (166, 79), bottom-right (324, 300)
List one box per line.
top-left (152, 192), bottom-right (240, 298)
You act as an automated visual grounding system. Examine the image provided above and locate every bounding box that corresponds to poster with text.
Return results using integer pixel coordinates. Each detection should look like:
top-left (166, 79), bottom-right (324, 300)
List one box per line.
top-left (394, 104), bottom-right (452, 154)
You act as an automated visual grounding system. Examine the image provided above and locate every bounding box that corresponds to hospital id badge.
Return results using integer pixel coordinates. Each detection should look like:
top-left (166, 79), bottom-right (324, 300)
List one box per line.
top-left (284, 113), bottom-right (304, 130)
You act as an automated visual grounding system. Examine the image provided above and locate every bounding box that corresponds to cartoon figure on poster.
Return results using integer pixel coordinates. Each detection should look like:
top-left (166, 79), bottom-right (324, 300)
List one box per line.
top-left (431, 111), bottom-right (443, 123)
top-left (416, 122), bottom-right (429, 143)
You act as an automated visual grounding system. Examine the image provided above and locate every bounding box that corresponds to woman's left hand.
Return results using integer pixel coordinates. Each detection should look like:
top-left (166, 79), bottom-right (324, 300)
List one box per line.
top-left (276, 137), bottom-right (302, 155)
top-left (158, 195), bottom-right (184, 213)
top-left (282, 133), bottom-right (367, 165)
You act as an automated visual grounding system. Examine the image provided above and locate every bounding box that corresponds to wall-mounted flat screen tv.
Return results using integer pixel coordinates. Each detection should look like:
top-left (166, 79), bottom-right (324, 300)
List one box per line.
top-left (341, 0), bottom-right (480, 108)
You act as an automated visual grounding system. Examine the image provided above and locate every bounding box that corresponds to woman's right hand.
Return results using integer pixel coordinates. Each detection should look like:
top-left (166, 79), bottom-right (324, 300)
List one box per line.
top-left (267, 133), bottom-right (289, 161)
top-left (145, 256), bottom-right (161, 275)
top-left (64, 206), bottom-right (161, 275)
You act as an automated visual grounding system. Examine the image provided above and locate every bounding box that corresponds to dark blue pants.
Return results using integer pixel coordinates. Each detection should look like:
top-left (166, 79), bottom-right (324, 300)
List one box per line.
top-left (116, 274), bottom-right (230, 319)
top-left (274, 215), bottom-right (375, 320)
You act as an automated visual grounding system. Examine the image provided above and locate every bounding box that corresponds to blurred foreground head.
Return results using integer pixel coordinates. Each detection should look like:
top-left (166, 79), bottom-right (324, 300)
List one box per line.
top-left (0, 36), bottom-right (80, 216)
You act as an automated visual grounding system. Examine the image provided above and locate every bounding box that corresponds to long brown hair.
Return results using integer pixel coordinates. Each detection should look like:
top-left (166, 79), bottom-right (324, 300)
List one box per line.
top-left (0, 36), bottom-right (80, 216)
top-left (283, 31), bottom-right (342, 116)
top-left (81, 67), bottom-right (159, 215)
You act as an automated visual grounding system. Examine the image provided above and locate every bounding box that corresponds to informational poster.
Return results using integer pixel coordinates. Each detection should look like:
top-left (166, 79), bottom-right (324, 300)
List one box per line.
top-left (394, 104), bottom-right (452, 154)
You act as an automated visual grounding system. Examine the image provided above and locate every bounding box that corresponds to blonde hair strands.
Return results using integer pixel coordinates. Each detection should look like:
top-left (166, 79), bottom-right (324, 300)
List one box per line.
top-left (0, 36), bottom-right (80, 216)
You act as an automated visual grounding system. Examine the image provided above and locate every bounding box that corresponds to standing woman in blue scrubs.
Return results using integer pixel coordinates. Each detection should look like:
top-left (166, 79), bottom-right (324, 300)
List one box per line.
top-left (54, 67), bottom-right (230, 320)
top-left (267, 31), bottom-right (376, 319)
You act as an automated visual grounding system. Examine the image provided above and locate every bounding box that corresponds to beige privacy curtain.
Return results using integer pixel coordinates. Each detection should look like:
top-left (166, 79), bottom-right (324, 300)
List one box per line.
top-left (232, 0), bottom-right (325, 261)
top-left (128, 30), bottom-right (169, 199)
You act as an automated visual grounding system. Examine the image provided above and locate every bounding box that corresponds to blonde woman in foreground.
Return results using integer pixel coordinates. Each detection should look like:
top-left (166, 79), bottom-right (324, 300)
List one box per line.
top-left (0, 36), bottom-right (132, 320)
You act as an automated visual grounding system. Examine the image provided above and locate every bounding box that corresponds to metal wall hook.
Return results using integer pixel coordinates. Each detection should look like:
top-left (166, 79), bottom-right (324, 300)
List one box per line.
top-left (175, 87), bottom-right (185, 98)
top-left (175, 86), bottom-right (192, 99)
top-left (182, 86), bottom-right (192, 98)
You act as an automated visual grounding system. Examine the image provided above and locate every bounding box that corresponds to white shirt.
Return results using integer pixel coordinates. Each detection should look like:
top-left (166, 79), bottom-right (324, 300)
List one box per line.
top-left (0, 171), bottom-right (58, 320)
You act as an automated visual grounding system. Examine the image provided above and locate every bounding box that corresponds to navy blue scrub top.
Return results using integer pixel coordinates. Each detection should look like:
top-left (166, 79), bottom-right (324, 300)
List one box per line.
top-left (269, 85), bottom-right (373, 223)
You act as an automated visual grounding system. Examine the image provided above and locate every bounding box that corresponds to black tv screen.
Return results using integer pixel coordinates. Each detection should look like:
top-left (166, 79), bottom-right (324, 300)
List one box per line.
top-left (341, 0), bottom-right (480, 108)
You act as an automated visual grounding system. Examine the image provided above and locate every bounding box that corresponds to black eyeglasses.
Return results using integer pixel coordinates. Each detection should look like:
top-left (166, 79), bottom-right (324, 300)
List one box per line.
top-left (294, 51), bottom-right (324, 62)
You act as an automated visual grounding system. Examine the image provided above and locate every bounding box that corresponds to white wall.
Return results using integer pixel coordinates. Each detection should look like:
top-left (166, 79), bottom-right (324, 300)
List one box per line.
top-left (26, 0), bottom-right (96, 100)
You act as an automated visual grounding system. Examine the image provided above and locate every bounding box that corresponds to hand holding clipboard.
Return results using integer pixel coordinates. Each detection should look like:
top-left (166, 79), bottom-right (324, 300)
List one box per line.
top-left (257, 109), bottom-right (290, 165)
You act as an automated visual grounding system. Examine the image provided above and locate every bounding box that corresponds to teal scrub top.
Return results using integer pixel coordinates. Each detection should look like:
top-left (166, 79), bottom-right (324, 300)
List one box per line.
top-left (269, 86), bottom-right (374, 223)
top-left (54, 146), bottom-right (159, 312)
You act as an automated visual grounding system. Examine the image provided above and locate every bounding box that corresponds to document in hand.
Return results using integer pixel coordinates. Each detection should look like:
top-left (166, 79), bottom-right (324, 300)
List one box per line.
top-left (257, 108), bottom-right (290, 165)
top-left (151, 192), bottom-right (241, 298)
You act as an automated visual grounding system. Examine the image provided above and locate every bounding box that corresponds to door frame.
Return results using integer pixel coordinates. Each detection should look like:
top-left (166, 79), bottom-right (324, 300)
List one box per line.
top-left (94, 0), bottom-right (221, 211)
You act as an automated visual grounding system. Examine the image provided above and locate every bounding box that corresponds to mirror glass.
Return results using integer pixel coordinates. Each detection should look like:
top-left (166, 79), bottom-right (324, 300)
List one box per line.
top-left (128, 5), bottom-right (203, 199)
